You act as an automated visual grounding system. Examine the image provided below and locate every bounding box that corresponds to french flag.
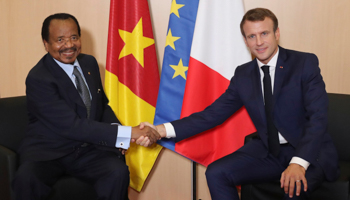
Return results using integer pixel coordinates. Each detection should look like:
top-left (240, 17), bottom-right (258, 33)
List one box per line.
top-left (155, 0), bottom-right (256, 167)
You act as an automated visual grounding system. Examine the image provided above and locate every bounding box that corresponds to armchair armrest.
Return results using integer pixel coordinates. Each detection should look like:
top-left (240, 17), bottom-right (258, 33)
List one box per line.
top-left (0, 145), bottom-right (18, 200)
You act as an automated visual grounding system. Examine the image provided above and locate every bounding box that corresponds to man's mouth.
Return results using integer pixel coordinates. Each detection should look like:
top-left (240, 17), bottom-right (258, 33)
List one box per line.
top-left (256, 47), bottom-right (267, 54)
top-left (61, 51), bottom-right (75, 56)
top-left (60, 48), bottom-right (77, 56)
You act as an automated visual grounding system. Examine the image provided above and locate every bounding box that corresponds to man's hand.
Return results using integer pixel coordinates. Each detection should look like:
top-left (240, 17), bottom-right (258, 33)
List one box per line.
top-left (280, 163), bottom-right (307, 198)
top-left (135, 122), bottom-right (167, 145)
top-left (140, 122), bottom-right (158, 132)
top-left (131, 124), bottom-right (160, 147)
top-left (140, 122), bottom-right (167, 137)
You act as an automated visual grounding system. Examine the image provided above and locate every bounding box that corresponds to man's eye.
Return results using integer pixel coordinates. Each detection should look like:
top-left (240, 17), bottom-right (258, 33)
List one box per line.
top-left (72, 36), bottom-right (77, 40)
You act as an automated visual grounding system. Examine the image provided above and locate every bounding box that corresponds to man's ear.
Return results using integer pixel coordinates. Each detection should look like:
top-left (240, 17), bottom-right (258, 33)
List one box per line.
top-left (275, 27), bottom-right (280, 41)
top-left (43, 40), bottom-right (49, 52)
top-left (243, 36), bottom-right (248, 47)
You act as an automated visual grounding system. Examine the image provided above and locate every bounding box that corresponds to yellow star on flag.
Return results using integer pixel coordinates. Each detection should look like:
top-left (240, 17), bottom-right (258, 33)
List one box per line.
top-left (170, 0), bottom-right (185, 18)
top-left (118, 18), bottom-right (155, 67)
top-left (166, 29), bottom-right (181, 50)
top-left (170, 59), bottom-right (188, 80)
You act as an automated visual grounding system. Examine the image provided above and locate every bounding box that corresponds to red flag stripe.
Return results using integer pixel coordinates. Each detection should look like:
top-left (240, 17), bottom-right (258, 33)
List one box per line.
top-left (181, 57), bottom-right (229, 115)
top-left (176, 57), bottom-right (256, 166)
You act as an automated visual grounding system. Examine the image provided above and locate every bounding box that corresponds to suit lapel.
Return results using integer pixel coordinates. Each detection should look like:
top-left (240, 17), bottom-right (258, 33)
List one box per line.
top-left (44, 53), bottom-right (85, 109)
top-left (273, 47), bottom-right (288, 106)
top-left (247, 59), bottom-right (267, 134)
top-left (247, 60), bottom-right (270, 147)
top-left (251, 61), bottom-right (268, 126)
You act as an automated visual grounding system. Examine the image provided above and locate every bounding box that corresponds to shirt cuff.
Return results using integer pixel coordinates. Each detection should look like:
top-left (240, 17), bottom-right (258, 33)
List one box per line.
top-left (164, 122), bottom-right (176, 138)
top-left (115, 126), bottom-right (131, 149)
top-left (290, 156), bottom-right (310, 170)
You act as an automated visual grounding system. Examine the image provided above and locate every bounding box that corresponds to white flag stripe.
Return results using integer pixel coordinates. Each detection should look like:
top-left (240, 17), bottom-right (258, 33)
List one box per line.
top-left (190, 0), bottom-right (251, 80)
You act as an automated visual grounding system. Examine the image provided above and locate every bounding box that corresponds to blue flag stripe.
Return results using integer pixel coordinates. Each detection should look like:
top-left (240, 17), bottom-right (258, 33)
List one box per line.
top-left (154, 0), bottom-right (200, 150)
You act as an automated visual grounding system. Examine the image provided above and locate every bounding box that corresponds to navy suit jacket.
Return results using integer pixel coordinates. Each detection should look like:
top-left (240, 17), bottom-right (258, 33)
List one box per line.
top-left (171, 47), bottom-right (338, 181)
top-left (19, 53), bottom-right (121, 162)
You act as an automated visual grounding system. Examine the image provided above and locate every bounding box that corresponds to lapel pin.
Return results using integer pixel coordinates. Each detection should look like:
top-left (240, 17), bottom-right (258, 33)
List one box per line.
top-left (98, 89), bottom-right (101, 93)
top-left (88, 72), bottom-right (91, 75)
top-left (280, 66), bottom-right (283, 69)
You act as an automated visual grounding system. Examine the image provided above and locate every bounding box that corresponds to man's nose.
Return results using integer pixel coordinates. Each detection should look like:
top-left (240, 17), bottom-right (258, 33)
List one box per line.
top-left (256, 36), bottom-right (263, 46)
top-left (64, 38), bottom-right (74, 47)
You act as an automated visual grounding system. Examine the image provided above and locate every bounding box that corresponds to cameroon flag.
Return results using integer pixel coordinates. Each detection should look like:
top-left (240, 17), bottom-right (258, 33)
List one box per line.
top-left (104, 0), bottom-right (162, 192)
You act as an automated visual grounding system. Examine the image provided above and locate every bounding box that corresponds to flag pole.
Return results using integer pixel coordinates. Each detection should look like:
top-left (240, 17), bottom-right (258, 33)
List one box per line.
top-left (192, 161), bottom-right (197, 200)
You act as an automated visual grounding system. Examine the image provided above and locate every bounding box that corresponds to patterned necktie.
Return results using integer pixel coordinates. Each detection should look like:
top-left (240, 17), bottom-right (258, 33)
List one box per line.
top-left (73, 66), bottom-right (91, 118)
top-left (261, 65), bottom-right (280, 156)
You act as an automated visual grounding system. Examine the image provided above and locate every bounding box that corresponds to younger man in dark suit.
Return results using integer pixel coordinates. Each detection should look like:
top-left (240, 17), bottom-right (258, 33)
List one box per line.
top-left (142, 8), bottom-right (338, 200)
top-left (12, 13), bottom-right (160, 200)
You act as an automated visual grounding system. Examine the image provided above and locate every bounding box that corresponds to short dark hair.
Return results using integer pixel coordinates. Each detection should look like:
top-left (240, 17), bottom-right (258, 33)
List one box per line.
top-left (240, 8), bottom-right (278, 37)
top-left (41, 13), bottom-right (81, 42)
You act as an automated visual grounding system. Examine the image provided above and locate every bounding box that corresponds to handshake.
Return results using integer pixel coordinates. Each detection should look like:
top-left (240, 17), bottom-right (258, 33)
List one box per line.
top-left (131, 122), bottom-right (166, 147)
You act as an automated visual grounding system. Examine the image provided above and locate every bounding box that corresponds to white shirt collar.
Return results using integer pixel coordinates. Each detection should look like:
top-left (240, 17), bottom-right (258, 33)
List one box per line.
top-left (53, 58), bottom-right (81, 77)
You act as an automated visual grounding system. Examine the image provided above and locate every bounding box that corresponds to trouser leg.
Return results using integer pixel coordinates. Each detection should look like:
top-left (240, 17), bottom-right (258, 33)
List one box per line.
top-left (205, 150), bottom-right (284, 200)
top-left (65, 146), bottom-right (129, 200)
top-left (12, 160), bottom-right (64, 200)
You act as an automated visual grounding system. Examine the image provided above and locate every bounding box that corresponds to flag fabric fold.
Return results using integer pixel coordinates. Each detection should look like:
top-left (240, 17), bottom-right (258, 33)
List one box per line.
top-left (155, 0), bottom-right (256, 167)
top-left (105, 0), bottom-right (162, 192)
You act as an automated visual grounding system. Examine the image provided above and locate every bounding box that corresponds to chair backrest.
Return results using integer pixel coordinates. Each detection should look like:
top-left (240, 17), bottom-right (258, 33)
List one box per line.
top-left (0, 96), bottom-right (28, 153)
top-left (327, 93), bottom-right (350, 162)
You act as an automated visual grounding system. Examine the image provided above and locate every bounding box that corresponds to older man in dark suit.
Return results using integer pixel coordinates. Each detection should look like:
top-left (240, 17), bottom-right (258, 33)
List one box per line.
top-left (12, 13), bottom-right (160, 200)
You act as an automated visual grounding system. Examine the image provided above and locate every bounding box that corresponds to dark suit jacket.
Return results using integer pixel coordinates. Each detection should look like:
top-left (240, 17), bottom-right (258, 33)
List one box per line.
top-left (19, 53), bottom-right (121, 162)
top-left (171, 47), bottom-right (338, 181)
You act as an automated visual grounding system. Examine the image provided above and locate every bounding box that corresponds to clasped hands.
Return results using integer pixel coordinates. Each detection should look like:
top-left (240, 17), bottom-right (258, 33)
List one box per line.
top-left (131, 122), bottom-right (164, 147)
